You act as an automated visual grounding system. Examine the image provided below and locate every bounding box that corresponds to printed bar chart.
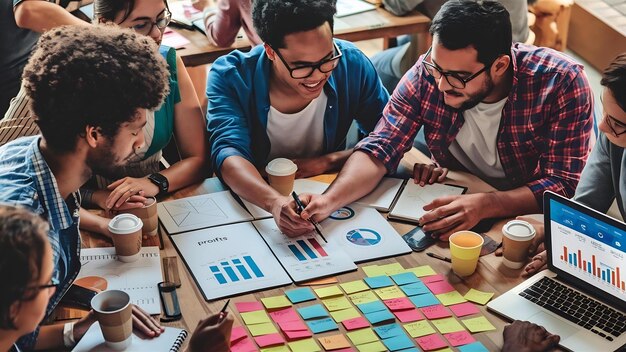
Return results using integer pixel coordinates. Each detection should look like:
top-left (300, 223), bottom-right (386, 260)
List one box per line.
top-left (209, 256), bottom-right (264, 285)
top-left (561, 246), bottom-right (625, 291)
top-left (287, 238), bottom-right (328, 262)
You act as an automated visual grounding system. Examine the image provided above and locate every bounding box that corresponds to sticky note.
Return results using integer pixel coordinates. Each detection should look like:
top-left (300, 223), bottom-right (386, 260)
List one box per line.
top-left (378, 263), bottom-right (406, 275)
top-left (462, 316), bottom-right (496, 333)
top-left (394, 308), bottom-right (423, 323)
top-left (235, 301), bottom-right (264, 313)
top-left (409, 292), bottom-right (440, 307)
top-left (362, 264), bottom-right (385, 277)
top-left (329, 307), bottom-right (361, 322)
top-left (400, 281), bottom-right (430, 296)
top-left (356, 340), bottom-right (387, 352)
top-left (382, 334), bottom-right (416, 351)
top-left (284, 329), bottom-right (313, 339)
top-left (431, 317), bottom-right (465, 334)
top-left (420, 304), bottom-right (452, 319)
top-left (356, 300), bottom-right (387, 314)
top-left (349, 291), bottom-right (379, 305)
top-left (458, 341), bottom-right (489, 352)
top-left (314, 285), bottom-right (343, 298)
top-left (260, 346), bottom-right (290, 352)
top-left (261, 295), bottom-right (292, 309)
top-left (248, 322), bottom-right (279, 336)
top-left (449, 302), bottom-right (480, 317)
top-left (340, 280), bottom-right (370, 294)
top-left (403, 320), bottom-right (436, 338)
top-left (415, 333), bottom-right (448, 351)
top-left (322, 296), bottom-right (352, 311)
top-left (230, 326), bottom-right (248, 343)
top-left (269, 307), bottom-right (300, 323)
top-left (463, 289), bottom-right (494, 305)
top-left (425, 281), bottom-right (455, 295)
top-left (390, 272), bottom-right (420, 286)
top-left (254, 333), bottom-right (285, 347)
top-left (436, 291), bottom-right (467, 306)
top-left (231, 337), bottom-right (257, 352)
top-left (364, 275), bottom-right (394, 289)
top-left (277, 319), bottom-right (308, 332)
top-left (444, 331), bottom-right (476, 347)
top-left (384, 297), bottom-right (414, 311)
top-left (298, 304), bottom-right (329, 320)
top-left (374, 286), bottom-right (406, 300)
top-left (405, 265), bottom-right (437, 277)
top-left (347, 328), bottom-right (379, 345)
top-left (240, 310), bottom-right (271, 324)
top-left (373, 323), bottom-right (404, 339)
top-left (287, 338), bottom-right (321, 352)
top-left (307, 317), bottom-right (338, 334)
top-left (302, 277), bottom-right (339, 285)
top-left (343, 316), bottom-right (370, 330)
top-left (285, 287), bottom-right (316, 303)
top-left (364, 309), bottom-right (395, 324)
top-left (318, 334), bottom-right (351, 350)
top-left (421, 274), bottom-right (445, 283)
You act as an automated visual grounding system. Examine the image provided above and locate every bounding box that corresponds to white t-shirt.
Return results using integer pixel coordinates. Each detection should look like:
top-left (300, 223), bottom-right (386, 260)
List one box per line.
top-left (267, 92), bottom-right (327, 161)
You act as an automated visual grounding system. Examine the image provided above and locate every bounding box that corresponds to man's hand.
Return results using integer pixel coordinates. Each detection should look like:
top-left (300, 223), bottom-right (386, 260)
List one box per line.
top-left (502, 320), bottom-right (559, 352)
top-left (299, 194), bottom-right (337, 224)
top-left (106, 177), bottom-right (158, 209)
top-left (292, 156), bottom-right (331, 179)
top-left (93, 189), bottom-right (147, 212)
top-left (419, 193), bottom-right (490, 241)
top-left (187, 312), bottom-right (234, 352)
top-left (270, 196), bottom-right (313, 237)
top-left (413, 163), bottom-right (448, 187)
top-left (131, 305), bottom-right (164, 337)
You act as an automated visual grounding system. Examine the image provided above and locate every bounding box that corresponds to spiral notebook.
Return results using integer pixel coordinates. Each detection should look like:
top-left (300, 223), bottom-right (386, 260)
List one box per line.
top-left (73, 322), bottom-right (188, 352)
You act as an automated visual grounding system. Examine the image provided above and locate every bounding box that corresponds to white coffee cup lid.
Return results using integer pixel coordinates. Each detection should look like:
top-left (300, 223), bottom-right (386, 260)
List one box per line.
top-left (502, 220), bottom-right (536, 240)
top-left (108, 214), bottom-right (143, 235)
top-left (265, 158), bottom-right (298, 176)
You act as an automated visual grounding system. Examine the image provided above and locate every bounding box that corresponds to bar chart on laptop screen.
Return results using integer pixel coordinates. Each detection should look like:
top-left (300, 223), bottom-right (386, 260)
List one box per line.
top-left (560, 246), bottom-right (624, 291)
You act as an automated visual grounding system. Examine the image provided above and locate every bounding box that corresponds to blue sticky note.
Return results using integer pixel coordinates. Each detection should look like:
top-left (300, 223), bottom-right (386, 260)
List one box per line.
top-left (391, 272), bottom-right (420, 286)
top-left (459, 341), bottom-right (489, 352)
top-left (409, 292), bottom-right (440, 308)
top-left (285, 287), bottom-right (316, 303)
top-left (364, 275), bottom-right (394, 288)
top-left (297, 304), bottom-right (329, 320)
top-left (373, 323), bottom-right (404, 339)
top-left (357, 300), bottom-right (386, 314)
top-left (364, 309), bottom-right (395, 324)
top-left (400, 281), bottom-right (429, 296)
top-left (306, 317), bottom-right (338, 334)
top-left (382, 334), bottom-right (416, 351)
top-left (397, 349), bottom-right (420, 352)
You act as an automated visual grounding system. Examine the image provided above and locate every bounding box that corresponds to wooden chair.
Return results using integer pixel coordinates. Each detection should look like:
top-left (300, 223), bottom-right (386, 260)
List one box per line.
top-left (529, 0), bottom-right (574, 51)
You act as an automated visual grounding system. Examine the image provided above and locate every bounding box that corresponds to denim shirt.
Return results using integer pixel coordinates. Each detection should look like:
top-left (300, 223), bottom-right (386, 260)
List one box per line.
top-left (0, 136), bottom-right (82, 349)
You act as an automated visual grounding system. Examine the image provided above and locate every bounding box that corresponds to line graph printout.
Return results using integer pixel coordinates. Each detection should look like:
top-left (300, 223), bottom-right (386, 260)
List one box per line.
top-left (389, 183), bottom-right (466, 223)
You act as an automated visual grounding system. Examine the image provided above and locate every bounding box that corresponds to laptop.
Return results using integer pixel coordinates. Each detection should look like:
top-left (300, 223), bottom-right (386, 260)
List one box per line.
top-left (488, 191), bottom-right (626, 351)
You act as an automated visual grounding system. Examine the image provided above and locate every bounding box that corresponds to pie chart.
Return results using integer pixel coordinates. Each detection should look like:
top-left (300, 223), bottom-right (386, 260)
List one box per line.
top-left (346, 229), bottom-right (381, 246)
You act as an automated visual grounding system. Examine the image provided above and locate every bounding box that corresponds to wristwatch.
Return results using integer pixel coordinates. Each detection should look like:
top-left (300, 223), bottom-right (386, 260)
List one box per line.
top-left (148, 173), bottom-right (169, 195)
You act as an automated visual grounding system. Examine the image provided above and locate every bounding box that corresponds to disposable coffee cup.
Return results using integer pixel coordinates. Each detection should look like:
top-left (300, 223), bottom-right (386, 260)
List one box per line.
top-left (265, 158), bottom-right (298, 196)
top-left (449, 231), bottom-right (484, 277)
top-left (123, 197), bottom-right (158, 237)
top-left (502, 220), bottom-right (536, 269)
top-left (108, 214), bottom-right (143, 263)
top-left (91, 290), bottom-right (133, 350)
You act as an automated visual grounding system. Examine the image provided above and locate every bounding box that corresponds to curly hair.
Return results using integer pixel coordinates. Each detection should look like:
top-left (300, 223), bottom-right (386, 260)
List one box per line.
top-left (601, 53), bottom-right (626, 112)
top-left (0, 205), bottom-right (49, 330)
top-left (252, 0), bottom-right (336, 48)
top-left (22, 25), bottom-right (170, 153)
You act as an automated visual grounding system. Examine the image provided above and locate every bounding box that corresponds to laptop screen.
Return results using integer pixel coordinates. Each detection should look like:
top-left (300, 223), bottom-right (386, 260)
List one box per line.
top-left (547, 193), bottom-right (626, 308)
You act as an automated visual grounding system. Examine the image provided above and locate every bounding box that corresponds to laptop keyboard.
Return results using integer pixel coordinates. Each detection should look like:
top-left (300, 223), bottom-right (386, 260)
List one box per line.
top-left (519, 277), bottom-right (626, 342)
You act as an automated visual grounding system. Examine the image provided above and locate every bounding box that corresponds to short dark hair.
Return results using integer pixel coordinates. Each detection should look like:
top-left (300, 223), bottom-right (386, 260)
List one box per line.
top-left (252, 0), bottom-right (337, 48)
top-left (0, 205), bottom-right (48, 330)
top-left (601, 53), bottom-right (626, 111)
top-left (430, 0), bottom-right (512, 66)
top-left (22, 25), bottom-right (169, 152)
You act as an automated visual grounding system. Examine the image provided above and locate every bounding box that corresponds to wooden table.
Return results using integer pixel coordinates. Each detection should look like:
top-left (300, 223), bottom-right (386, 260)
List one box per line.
top-left (175, 8), bottom-right (431, 67)
top-left (79, 149), bottom-right (527, 350)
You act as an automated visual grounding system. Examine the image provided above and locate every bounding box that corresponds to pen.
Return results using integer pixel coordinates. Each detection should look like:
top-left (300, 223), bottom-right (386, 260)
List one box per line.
top-left (218, 299), bottom-right (230, 321)
top-left (426, 252), bottom-right (452, 263)
top-left (291, 191), bottom-right (328, 243)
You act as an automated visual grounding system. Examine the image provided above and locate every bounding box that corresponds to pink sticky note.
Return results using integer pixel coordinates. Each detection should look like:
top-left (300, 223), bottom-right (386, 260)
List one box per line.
top-left (333, 349), bottom-right (356, 352)
top-left (384, 297), bottom-right (415, 311)
top-left (278, 319), bottom-right (308, 332)
top-left (161, 29), bottom-right (191, 49)
top-left (342, 316), bottom-right (370, 331)
top-left (284, 329), bottom-right (313, 339)
top-left (449, 302), bottom-right (480, 317)
top-left (444, 331), bottom-right (476, 347)
top-left (420, 304), bottom-right (452, 319)
top-left (235, 301), bottom-right (264, 313)
top-left (416, 333), bottom-right (448, 351)
top-left (230, 337), bottom-right (258, 352)
top-left (254, 333), bottom-right (286, 347)
top-left (425, 281), bottom-right (455, 294)
top-left (421, 274), bottom-right (445, 284)
top-left (269, 307), bottom-right (300, 323)
top-left (394, 309), bottom-right (424, 323)
top-left (230, 326), bottom-right (248, 343)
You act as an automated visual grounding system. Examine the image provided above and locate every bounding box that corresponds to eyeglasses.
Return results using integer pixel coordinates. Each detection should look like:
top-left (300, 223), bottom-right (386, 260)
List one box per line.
top-left (600, 94), bottom-right (626, 137)
top-left (130, 8), bottom-right (172, 36)
top-left (422, 47), bottom-right (491, 89)
top-left (28, 277), bottom-right (59, 293)
top-left (270, 42), bottom-right (343, 79)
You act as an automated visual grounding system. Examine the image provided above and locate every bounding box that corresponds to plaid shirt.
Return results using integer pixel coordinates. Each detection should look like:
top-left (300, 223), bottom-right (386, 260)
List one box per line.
top-left (356, 43), bottom-right (594, 207)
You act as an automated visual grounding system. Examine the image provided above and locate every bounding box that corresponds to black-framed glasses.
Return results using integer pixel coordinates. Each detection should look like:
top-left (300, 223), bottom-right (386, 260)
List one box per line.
top-left (129, 8), bottom-right (172, 36)
top-left (422, 47), bottom-right (491, 89)
top-left (600, 94), bottom-right (626, 137)
top-left (270, 42), bottom-right (343, 79)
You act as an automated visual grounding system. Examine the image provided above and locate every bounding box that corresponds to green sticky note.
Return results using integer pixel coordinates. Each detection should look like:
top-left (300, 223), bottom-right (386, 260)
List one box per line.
top-left (322, 296), bottom-right (352, 311)
top-left (362, 265), bottom-right (385, 277)
top-left (464, 289), bottom-right (494, 305)
top-left (260, 346), bottom-right (290, 352)
top-left (248, 322), bottom-right (278, 336)
top-left (349, 291), bottom-right (379, 305)
top-left (341, 280), bottom-right (370, 294)
top-left (462, 316), bottom-right (497, 333)
top-left (403, 320), bottom-right (436, 338)
top-left (287, 338), bottom-right (321, 352)
top-left (431, 317), bottom-right (465, 334)
top-left (330, 307), bottom-right (362, 322)
top-left (374, 286), bottom-right (406, 300)
top-left (314, 285), bottom-right (343, 298)
top-left (436, 291), bottom-right (467, 306)
top-left (261, 295), bottom-right (292, 309)
top-left (356, 340), bottom-right (387, 352)
top-left (347, 328), bottom-right (379, 345)
top-left (240, 310), bottom-right (271, 325)
top-left (406, 265), bottom-right (437, 277)
top-left (378, 263), bottom-right (406, 275)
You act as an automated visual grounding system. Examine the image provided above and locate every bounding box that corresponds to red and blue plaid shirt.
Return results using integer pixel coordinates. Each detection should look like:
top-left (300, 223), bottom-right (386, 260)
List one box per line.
top-left (356, 44), bottom-right (594, 208)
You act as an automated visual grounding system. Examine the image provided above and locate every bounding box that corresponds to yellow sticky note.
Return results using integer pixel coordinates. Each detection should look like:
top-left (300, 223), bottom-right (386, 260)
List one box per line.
top-left (314, 285), bottom-right (343, 298)
top-left (435, 349), bottom-right (454, 352)
top-left (322, 296), bottom-right (352, 311)
top-left (260, 346), bottom-right (290, 352)
top-left (405, 265), bottom-right (437, 277)
top-left (347, 328), bottom-right (379, 345)
top-left (436, 291), bottom-right (467, 306)
top-left (261, 295), bottom-right (292, 309)
top-left (247, 322), bottom-right (278, 336)
top-left (287, 338), bottom-right (321, 352)
top-left (318, 334), bottom-right (351, 350)
top-left (362, 265), bottom-right (385, 277)
top-left (378, 263), bottom-right (405, 275)
top-left (356, 340), bottom-right (387, 352)
top-left (330, 307), bottom-right (361, 322)
top-left (403, 320), bottom-right (436, 338)
top-left (240, 310), bottom-right (271, 325)
top-left (462, 316), bottom-right (496, 333)
top-left (340, 280), bottom-right (369, 294)
top-left (349, 291), bottom-right (379, 305)
top-left (374, 286), bottom-right (406, 300)
top-left (302, 277), bottom-right (339, 285)
top-left (464, 289), bottom-right (494, 305)
top-left (431, 317), bottom-right (466, 334)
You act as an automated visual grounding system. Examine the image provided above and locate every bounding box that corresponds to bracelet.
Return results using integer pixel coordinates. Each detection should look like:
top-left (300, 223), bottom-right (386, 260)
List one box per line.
top-left (63, 322), bottom-right (76, 348)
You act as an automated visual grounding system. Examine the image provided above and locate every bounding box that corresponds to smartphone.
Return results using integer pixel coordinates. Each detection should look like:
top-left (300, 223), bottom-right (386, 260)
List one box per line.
top-left (60, 284), bottom-right (98, 310)
top-left (402, 226), bottom-right (436, 252)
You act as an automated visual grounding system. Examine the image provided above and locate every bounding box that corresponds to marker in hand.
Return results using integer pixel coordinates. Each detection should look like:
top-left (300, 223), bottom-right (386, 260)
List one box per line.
top-left (291, 191), bottom-right (328, 243)
top-left (218, 299), bottom-right (230, 322)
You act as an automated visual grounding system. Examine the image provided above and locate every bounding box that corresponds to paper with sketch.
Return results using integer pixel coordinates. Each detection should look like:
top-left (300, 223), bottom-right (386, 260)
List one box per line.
top-left (73, 322), bottom-right (187, 352)
top-left (158, 191), bottom-right (253, 234)
top-left (335, 0), bottom-right (376, 17)
top-left (75, 247), bottom-right (162, 315)
top-left (170, 222), bottom-right (291, 300)
top-left (253, 219), bottom-right (357, 282)
top-left (355, 178), bottom-right (406, 212)
top-left (389, 183), bottom-right (467, 223)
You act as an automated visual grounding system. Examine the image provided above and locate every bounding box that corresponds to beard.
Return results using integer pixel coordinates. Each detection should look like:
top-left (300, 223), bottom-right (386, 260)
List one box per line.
top-left (451, 74), bottom-right (496, 111)
top-left (86, 138), bottom-right (134, 180)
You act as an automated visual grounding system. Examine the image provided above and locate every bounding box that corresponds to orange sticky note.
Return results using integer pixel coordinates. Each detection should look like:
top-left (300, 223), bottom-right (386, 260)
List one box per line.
top-left (318, 334), bottom-right (351, 350)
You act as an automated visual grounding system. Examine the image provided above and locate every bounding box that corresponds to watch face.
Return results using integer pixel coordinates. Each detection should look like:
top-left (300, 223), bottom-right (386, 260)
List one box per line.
top-left (150, 173), bottom-right (168, 192)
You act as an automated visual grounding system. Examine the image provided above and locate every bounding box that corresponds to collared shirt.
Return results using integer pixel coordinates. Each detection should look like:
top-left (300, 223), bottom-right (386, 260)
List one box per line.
top-left (0, 135), bottom-right (82, 349)
top-left (356, 43), bottom-right (594, 207)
